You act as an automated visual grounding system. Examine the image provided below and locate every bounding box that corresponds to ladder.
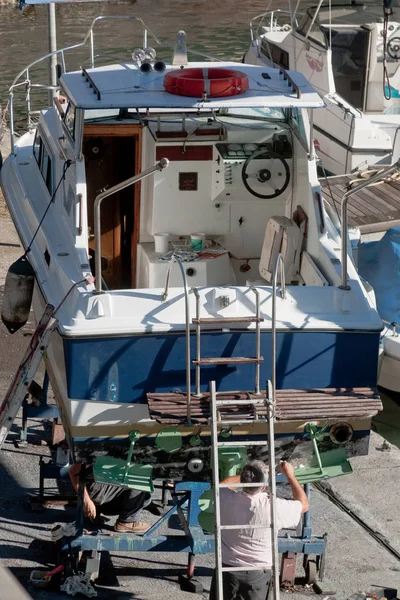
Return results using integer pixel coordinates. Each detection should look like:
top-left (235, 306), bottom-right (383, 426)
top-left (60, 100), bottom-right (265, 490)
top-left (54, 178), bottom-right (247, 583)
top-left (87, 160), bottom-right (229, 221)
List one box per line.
top-left (210, 255), bottom-right (286, 600)
top-left (192, 286), bottom-right (264, 396)
top-left (0, 304), bottom-right (58, 449)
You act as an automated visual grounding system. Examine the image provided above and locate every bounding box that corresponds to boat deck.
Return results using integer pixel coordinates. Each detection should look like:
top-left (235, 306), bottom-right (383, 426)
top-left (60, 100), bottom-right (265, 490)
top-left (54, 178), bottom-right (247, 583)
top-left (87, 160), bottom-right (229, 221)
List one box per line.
top-left (147, 388), bottom-right (382, 424)
top-left (321, 173), bottom-right (400, 234)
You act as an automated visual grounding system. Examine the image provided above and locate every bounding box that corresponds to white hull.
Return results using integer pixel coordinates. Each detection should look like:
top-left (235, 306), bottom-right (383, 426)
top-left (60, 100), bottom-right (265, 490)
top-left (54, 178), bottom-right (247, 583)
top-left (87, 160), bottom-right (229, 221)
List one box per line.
top-left (379, 336), bottom-right (400, 393)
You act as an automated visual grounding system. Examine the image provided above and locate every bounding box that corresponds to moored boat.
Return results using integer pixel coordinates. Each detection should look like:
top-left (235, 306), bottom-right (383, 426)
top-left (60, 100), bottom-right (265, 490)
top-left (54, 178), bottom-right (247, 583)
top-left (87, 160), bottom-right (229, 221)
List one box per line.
top-left (246, 2), bottom-right (400, 175)
top-left (0, 15), bottom-right (382, 476)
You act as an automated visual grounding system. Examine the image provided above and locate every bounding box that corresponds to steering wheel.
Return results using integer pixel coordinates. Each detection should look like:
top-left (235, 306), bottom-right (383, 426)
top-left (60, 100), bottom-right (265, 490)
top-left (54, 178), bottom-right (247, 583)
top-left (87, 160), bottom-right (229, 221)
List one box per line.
top-left (387, 37), bottom-right (400, 60)
top-left (241, 149), bottom-right (290, 199)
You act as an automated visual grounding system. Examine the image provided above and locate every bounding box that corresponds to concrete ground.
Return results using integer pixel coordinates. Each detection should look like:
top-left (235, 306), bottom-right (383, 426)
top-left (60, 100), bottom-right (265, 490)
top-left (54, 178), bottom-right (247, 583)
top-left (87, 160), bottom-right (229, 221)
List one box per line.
top-left (0, 171), bottom-right (399, 599)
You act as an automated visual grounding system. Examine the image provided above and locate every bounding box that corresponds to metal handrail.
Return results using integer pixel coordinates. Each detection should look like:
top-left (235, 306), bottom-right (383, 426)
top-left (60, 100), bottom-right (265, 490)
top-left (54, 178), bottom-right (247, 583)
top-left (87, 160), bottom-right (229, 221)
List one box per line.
top-left (340, 160), bottom-right (400, 290)
top-left (268, 252), bottom-right (286, 600)
top-left (251, 286), bottom-right (261, 395)
top-left (7, 15), bottom-right (223, 154)
top-left (93, 158), bottom-right (169, 294)
top-left (162, 253), bottom-right (192, 423)
top-left (249, 10), bottom-right (298, 42)
top-left (382, 319), bottom-right (399, 336)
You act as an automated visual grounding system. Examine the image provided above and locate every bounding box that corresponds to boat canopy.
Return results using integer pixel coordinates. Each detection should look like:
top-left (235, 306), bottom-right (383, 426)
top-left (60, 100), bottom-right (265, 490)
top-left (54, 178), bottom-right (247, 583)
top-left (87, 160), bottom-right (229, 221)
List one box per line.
top-left (60, 62), bottom-right (325, 110)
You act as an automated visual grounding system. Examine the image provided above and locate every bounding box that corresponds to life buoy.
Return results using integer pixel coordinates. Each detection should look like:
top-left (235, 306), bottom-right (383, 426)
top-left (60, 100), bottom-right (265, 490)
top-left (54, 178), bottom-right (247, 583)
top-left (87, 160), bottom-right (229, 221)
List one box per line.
top-left (164, 68), bottom-right (249, 98)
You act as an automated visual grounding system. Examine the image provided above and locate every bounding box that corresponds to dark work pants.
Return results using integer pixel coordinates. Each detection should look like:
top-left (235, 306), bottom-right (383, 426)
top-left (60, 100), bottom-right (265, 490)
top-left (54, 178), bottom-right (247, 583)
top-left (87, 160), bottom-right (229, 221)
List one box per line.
top-left (210, 567), bottom-right (271, 600)
top-left (89, 482), bottom-right (151, 523)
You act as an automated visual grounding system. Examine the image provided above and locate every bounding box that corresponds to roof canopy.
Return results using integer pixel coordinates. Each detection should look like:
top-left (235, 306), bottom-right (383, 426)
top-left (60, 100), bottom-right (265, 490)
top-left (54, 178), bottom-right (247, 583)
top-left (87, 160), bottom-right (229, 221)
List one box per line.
top-left (60, 62), bottom-right (325, 110)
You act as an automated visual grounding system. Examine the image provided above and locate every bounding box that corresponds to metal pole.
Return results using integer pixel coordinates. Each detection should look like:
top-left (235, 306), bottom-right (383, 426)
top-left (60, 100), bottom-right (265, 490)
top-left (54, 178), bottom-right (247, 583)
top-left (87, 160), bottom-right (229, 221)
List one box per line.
top-left (162, 255), bottom-right (192, 421)
top-left (340, 159), bottom-right (400, 290)
top-left (94, 158), bottom-right (169, 294)
top-left (48, 3), bottom-right (57, 106)
top-left (267, 381), bottom-right (279, 600)
top-left (210, 380), bottom-right (224, 600)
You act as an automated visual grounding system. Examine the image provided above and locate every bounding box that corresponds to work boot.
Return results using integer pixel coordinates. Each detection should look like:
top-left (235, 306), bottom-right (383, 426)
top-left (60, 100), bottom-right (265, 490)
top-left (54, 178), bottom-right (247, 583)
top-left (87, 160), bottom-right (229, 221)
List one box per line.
top-left (114, 520), bottom-right (150, 533)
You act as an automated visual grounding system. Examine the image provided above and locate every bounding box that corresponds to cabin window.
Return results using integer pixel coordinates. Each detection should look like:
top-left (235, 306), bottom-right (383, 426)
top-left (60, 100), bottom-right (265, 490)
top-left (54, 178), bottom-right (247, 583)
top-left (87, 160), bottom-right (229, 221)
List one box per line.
top-left (33, 133), bottom-right (53, 194)
top-left (323, 26), bottom-right (370, 111)
top-left (64, 103), bottom-right (76, 139)
top-left (261, 40), bottom-right (289, 69)
top-left (33, 131), bottom-right (42, 165)
top-left (296, 10), bottom-right (327, 48)
top-left (289, 108), bottom-right (307, 146)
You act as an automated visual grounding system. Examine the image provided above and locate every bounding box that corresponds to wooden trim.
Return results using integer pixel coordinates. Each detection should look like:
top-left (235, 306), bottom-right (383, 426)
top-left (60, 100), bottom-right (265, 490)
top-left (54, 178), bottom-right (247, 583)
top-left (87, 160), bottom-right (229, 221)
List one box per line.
top-left (156, 145), bottom-right (213, 161)
top-left (132, 127), bottom-right (143, 287)
top-left (83, 124), bottom-right (143, 137)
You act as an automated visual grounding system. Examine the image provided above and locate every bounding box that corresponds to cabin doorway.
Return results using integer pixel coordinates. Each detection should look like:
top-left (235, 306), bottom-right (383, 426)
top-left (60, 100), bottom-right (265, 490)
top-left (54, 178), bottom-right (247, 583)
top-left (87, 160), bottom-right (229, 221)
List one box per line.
top-left (83, 124), bottom-right (142, 289)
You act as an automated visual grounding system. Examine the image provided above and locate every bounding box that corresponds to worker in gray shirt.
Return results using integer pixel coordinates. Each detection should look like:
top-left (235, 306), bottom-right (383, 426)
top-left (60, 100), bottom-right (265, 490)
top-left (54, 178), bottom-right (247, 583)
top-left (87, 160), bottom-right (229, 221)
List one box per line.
top-left (210, 460), bottom-right (309, 600)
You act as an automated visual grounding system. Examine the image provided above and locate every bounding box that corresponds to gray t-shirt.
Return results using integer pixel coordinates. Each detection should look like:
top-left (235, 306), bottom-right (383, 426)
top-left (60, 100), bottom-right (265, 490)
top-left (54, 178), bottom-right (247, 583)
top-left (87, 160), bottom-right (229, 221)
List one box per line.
top-left (220, 488), bottom-right (302, 568)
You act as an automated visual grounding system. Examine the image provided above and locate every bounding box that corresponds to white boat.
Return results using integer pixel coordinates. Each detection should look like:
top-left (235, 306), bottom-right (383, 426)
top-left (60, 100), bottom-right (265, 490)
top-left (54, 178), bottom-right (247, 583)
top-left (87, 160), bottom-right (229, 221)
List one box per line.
top-left (245, 2), bottom-right (400, 175)
top-left (0, 15), bottom-right (382, 471)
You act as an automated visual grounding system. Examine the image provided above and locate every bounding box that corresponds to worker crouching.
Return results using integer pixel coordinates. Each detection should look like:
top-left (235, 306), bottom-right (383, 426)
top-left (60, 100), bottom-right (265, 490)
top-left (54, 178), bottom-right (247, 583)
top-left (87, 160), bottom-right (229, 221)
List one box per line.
top-left (210, 460), bottom-right (309, 600)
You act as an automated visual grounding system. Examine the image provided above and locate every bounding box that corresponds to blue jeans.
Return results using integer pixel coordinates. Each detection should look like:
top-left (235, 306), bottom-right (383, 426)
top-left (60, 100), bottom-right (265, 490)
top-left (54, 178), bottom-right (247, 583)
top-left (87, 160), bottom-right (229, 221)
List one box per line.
top-left (210, 567), bottom-right (271, 600)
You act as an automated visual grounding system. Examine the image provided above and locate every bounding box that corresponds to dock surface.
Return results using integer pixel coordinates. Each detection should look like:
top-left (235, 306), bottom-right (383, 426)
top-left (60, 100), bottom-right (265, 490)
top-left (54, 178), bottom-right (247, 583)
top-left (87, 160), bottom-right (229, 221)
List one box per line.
top-left (321, 171), bottom-right (400, 234)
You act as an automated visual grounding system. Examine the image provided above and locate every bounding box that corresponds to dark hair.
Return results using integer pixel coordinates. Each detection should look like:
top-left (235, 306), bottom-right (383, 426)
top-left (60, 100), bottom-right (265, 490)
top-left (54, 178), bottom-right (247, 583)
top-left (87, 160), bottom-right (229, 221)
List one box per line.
top-left (240, 461), bottom-right (266, 495)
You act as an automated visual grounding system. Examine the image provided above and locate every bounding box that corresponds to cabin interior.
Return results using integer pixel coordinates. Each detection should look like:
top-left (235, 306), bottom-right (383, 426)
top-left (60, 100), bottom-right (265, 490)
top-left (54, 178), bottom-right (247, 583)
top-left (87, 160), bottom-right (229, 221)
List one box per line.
top-left (80, 106), bottom-right (330, 293)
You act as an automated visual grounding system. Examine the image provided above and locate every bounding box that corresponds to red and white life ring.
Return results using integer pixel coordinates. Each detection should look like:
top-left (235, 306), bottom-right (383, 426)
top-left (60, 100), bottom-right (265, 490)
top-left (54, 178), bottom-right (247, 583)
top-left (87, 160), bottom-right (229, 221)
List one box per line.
top-left (163, 68), bottom-right (249, 98)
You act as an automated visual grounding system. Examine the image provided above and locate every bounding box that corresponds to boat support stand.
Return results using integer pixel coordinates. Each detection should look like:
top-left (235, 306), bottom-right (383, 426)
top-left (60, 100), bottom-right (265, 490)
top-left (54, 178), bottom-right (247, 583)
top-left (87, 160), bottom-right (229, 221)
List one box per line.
top-left (58, 474), bottom-right (326, 593)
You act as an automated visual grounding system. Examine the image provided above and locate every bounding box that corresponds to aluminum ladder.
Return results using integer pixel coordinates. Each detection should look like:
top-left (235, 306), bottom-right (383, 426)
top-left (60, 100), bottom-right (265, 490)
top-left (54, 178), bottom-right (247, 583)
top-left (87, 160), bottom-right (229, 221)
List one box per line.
top-left (192, 287), bottom-right (264, 396)
top-left (210, 254), bottom-right (286, 600)
top-left (0, 304), bottom-right (57, 449)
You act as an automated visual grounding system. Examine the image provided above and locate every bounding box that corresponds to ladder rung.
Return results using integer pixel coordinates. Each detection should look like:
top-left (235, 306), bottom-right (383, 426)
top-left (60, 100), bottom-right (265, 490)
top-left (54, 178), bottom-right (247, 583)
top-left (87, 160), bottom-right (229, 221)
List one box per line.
top-left (218, 482), bottom-right (266, 488)
top-left (192, 317), bottom-right (264, 324)
top-left (219, 524), bottom-right (269, 530)
top-left (216, 420), bottom-right (261, 426)
top-left (221, 565), bottom-right (272, 572)
top-left (217, 441), bottom-right (267, 447)
top-left (216, 399), bottom-right (265, 406)
top-left (193, 357), bottom-right (263, 365)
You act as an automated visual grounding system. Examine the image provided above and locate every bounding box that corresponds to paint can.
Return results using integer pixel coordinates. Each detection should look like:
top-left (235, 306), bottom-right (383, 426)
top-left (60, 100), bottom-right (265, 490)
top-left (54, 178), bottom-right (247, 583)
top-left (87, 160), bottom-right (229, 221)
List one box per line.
top-left (154, 233), bottom-right (169, 253)
top-left (191, 233), bottom-right (205, 252)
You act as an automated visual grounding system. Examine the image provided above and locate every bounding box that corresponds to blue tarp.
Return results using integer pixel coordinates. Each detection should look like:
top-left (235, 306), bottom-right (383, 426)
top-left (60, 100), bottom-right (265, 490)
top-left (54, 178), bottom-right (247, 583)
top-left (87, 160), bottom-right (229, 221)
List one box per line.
top-left (358, 227), bottom-right (400, 324)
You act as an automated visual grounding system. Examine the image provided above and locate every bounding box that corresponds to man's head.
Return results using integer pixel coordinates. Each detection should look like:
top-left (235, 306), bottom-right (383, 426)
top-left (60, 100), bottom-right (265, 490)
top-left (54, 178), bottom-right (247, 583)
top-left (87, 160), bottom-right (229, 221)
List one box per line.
top-left (240, 460), bottom-right (267, 495)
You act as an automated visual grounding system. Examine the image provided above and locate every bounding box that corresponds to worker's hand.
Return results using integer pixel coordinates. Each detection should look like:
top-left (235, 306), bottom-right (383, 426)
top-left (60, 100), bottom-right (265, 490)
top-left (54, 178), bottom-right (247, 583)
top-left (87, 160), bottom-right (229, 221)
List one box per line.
top-left (279, 461), bottom-right (295, 480)
top-left (84, 498), bottom-right (97, 520)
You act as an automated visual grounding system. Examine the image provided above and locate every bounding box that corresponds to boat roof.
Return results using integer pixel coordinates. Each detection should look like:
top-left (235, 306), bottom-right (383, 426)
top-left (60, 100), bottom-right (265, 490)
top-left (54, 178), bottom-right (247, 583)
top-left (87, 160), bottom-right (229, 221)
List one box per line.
top-left (60, 62), bottom-right (324, 110)
top-left (313, 3), bottom-right (395, 26)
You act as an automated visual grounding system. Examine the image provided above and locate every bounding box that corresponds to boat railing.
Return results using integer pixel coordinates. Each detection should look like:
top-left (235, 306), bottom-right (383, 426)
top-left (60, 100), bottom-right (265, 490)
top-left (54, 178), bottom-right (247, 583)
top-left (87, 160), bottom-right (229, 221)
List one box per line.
top-left (382, 319), bottom-right (399, 336)
top-left (93, 157), bottom-right (169, 295)
top-left (250, 10), bottom-right (298, 42)
top-left (7, 15), bottom-right (222, 154)
top-left (162, 254), bottom-right (192, 424)
top-left (340, 159), bottom-right (400, 291)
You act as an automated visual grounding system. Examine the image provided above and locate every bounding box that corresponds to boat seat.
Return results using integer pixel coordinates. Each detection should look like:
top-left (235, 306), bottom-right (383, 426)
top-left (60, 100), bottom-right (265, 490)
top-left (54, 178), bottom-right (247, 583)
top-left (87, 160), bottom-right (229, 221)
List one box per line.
top-left (259, 216), bottom-right (303, 284)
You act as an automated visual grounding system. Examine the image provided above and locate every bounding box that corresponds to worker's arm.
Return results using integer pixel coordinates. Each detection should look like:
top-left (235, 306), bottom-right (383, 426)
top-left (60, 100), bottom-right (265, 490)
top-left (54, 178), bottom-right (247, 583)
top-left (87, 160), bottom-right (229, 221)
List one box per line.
top-left (280, 461), bottom-right (309, 513)
top-left (220, 474), bottom-right (240, 489)
top-left (68, 463), bottom-right (97, 519)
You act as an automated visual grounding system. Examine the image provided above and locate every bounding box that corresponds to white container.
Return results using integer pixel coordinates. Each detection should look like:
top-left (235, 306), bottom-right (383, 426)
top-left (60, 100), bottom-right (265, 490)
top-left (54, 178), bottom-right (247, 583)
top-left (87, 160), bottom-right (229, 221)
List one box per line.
top-left (154, 233), bottom-right (169, 253)
top-left (191, 233), bottom-right (205, 252)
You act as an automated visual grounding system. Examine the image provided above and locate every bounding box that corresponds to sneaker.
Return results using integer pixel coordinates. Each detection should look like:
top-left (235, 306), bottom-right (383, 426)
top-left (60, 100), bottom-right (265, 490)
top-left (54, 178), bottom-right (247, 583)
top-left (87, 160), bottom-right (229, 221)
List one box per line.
top-left (114, 520), bottom-right (150, 533)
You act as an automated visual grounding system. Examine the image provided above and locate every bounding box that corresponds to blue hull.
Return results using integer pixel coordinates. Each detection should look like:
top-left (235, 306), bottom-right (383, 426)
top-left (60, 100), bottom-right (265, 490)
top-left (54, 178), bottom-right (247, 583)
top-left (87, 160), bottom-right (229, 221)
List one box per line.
top-left (63, 329), bottom-right (380, 403)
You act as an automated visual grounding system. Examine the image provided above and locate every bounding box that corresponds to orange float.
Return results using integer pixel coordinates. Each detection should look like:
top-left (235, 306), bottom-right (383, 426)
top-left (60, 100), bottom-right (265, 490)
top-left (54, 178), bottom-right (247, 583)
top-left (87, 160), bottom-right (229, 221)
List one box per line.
top-left (164, 67), bottom-right (249, 98)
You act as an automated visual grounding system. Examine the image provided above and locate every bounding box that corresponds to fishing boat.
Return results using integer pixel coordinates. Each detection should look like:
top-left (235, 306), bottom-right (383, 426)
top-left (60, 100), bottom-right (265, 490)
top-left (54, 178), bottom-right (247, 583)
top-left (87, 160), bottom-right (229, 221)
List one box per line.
top-left (0, 15), bottom-right (382, 477)
top-left (245, 2), bottom-right (400, 175)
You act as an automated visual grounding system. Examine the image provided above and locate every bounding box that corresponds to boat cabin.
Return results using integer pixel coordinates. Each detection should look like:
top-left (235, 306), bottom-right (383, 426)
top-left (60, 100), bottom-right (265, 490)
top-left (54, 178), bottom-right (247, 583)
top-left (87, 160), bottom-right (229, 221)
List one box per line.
top-left (38, 60), bottom-right (333, 294)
